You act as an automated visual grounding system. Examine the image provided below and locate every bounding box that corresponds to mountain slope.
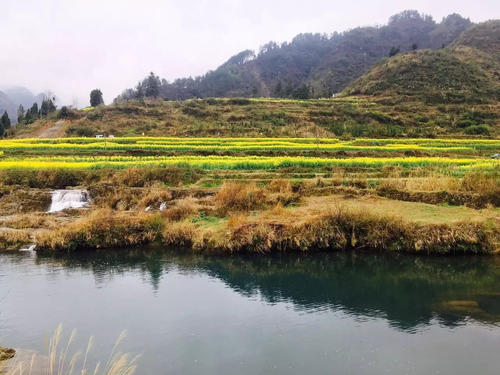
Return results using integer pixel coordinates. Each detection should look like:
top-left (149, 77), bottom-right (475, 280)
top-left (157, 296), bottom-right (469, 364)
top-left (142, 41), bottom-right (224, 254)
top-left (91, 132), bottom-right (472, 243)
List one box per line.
top-left (343, 21), bottom-right (500, 104)
top-left (115, 11), bottom-right (473, 101)
top-left (0, 91), bottom-right (16, 121)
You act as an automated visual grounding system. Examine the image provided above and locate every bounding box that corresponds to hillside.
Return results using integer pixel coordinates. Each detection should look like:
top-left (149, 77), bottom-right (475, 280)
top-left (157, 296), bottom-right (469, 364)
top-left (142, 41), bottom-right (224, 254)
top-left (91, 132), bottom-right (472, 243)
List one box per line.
top-left (115, 11), bottom-right (473, 101)
top-left (14, 96), bottom-right (500, 139)
top-left (0, 86), bottom-right (44, 123)
top-left (343, 21), bottom-right (500, 104)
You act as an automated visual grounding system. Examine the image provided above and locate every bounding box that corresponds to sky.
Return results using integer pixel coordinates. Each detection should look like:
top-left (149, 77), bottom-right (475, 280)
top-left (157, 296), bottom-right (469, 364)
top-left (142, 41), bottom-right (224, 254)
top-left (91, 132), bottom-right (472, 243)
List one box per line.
top-left (1, 0), bottom-right (499, 107)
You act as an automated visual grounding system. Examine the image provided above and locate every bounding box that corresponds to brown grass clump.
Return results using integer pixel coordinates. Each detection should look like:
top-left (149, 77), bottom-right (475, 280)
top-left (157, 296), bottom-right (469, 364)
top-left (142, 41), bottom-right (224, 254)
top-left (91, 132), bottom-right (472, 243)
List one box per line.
top-left (161, 197), bottom-right (198, 221)
top-left (461, 171), bottom-right (499, 194)
top-left (162, 220), bottom-right (200, 248)
top-left (35, 209), bottom-right (163, 251)
top-left (2, 214), bottom-right (57, 229)
top-left (0, 230), bottom-right (31, 250)
top-left (137, 188), bottom-right (173, 210)
top-left (266, 179), bottom-right (292, 193)
top-left (214, 182), bottom-right (268, 213)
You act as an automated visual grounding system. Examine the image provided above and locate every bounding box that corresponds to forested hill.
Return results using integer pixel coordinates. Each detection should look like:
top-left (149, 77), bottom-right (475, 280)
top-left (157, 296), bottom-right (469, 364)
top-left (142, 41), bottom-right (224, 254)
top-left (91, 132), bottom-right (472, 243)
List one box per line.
top-left (343, 21), bottom-right (500, 104)
top-left (115, 10), bottom-right (473, 101)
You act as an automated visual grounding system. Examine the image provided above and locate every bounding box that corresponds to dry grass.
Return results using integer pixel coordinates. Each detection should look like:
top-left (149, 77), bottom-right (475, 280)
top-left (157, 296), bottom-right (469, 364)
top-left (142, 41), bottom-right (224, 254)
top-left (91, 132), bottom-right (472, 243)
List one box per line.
top-left (137, 188), bottom-right (173, 210)
top-left (161, 197), bottom-right (198, 221)
top-left (3, 325), bottom-right (139, 375)
top-left (1, 214), bottom-right (57, 230)
top-left (0, 230), bottom-right (31, 250)
top-left (214, 182), bottom-right (268, 213)
top-left (35, 209), bottom-right (163, 251)
top-left (461, 171), bottom-right (499, 194)
top-left (266, 179), bottom-right (292, 193)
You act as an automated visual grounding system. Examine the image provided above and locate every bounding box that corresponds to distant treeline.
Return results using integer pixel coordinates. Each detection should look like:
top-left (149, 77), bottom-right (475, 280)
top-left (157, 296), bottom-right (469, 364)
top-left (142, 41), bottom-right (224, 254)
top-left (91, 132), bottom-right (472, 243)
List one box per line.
top-left (115, 10), bottom-right (472, 102)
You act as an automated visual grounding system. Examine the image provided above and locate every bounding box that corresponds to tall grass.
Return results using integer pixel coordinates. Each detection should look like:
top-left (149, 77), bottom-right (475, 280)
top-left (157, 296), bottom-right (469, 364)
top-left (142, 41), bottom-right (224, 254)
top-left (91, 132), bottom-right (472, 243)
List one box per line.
top-left (2, 325), bottom-right (139, 375)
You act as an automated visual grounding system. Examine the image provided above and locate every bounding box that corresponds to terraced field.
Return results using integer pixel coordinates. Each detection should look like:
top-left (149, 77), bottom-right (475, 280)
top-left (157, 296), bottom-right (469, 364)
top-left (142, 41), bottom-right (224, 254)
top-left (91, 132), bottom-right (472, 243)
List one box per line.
top-left (0, 137), bottom-right (498, 173)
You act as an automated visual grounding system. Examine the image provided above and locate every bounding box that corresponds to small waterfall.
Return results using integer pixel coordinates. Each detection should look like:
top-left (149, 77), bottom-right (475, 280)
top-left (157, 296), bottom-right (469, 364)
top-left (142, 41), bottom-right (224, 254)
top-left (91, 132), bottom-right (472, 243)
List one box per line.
top-left (47, 189), bottom-right (90, 213)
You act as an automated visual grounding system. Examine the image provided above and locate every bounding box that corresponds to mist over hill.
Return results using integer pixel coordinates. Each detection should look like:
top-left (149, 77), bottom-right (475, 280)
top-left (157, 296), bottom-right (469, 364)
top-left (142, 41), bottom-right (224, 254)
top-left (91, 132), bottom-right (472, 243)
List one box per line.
top-left (115, 10), bottom-right (474, 102)
top-left (0, 86), bottom-right (46, 123)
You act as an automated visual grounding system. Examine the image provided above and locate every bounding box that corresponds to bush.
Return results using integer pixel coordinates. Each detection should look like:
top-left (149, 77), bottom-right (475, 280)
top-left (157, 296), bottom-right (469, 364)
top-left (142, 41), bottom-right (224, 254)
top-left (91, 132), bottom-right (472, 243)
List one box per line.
top-left (464, 124), bottom-right (491, 135)
top-left (66, 125), bottom-right (96, 137)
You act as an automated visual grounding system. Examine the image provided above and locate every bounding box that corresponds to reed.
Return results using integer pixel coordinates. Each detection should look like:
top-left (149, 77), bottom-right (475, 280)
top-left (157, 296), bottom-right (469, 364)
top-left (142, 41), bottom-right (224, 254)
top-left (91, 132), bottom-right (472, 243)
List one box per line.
top-left (3, 325), bottom-right (139, 375)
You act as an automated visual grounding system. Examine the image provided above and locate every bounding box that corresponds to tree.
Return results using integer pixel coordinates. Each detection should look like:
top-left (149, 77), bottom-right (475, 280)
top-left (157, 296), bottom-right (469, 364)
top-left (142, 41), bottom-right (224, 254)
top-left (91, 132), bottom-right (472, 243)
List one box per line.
top-left (1, 111), bottom-right (11, 135)
top-left (274, 81), bottom-right (283, 97)
top-left (59, 106), bottom-right (70, 118)
top-left (25, 102), bottom-right (39, 124)
top-left (144, 72), bottom-right (161, 99)
top-left (40, 98), bottom-right (56, 116)
top-left (411, 43), bottom-right (418, 50)
top-left (17, 105), bottom-right (25, 124)
top-left (389, 46), bottom-right (400, 57)
top-left (90, 89), bottom-right (104, 107)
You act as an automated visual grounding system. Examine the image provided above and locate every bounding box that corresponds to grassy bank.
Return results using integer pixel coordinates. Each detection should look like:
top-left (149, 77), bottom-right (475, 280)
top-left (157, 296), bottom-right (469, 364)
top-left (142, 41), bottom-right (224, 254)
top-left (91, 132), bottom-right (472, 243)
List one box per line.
top-left (33, 205), bottom-right (498, 255)
top-left (12, 98), bottom-right (500, 138)
top-left (33, 178), bottom-right (499, 255)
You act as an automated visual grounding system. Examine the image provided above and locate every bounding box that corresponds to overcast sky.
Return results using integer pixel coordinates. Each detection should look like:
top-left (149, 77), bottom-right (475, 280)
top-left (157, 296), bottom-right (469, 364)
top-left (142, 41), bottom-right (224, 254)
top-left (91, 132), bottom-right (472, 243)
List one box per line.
top-left (1, 0), bottom-right (498, 107)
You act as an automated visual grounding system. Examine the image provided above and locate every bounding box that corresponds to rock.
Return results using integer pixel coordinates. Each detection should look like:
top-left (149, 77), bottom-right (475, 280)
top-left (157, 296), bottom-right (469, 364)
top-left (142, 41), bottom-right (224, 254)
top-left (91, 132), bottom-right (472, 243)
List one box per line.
top-left (0, 347), bottom-right (15, 361)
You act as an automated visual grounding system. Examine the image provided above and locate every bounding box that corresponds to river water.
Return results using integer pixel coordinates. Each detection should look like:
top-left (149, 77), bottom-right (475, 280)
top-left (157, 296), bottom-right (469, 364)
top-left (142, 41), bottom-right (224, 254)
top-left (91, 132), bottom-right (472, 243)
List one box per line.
top-left (1, 249), bottom-right (499, 374)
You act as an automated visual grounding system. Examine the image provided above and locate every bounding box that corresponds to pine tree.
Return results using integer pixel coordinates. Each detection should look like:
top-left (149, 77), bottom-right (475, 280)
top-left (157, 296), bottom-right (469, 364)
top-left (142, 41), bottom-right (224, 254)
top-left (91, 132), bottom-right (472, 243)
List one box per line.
top-left (25, 103), bottom-right (39, 124)
top-left (144, 72), bottom-right (161, 99)
top-left (1, 111), bottom-right (11, 135)
top-left (389, 46), bottom-right (400, 57)
top-left (17, 105), bottom-right (25, 124)
top-left (90, 89), bottom-right (104, 107)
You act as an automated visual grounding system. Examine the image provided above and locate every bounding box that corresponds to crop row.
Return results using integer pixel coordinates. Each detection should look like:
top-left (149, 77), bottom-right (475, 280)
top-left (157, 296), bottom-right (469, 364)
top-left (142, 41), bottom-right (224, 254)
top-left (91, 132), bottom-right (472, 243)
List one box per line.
top-left (0, 155), bottom-right (496, 171)
top-left (0, 141), bottom-right (495, 153)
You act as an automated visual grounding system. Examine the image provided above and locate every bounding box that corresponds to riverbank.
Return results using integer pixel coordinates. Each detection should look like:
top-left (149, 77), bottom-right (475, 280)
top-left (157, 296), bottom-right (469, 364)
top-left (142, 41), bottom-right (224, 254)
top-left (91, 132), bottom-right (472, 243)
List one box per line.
top-left (0, 174), bottom-right (496, 255)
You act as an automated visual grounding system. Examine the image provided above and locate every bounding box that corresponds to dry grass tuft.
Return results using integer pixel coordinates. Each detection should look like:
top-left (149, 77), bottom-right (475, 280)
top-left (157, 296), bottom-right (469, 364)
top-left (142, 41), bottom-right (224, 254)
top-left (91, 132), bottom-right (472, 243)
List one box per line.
top-left (266, 179), bottom-right (292, 193)
top-left (161, 197), bottom-right (198, 221)
top-left (3, 325), bottom-right (139, 375)
top-left (214, 182), bottom-right (268, 213)
top-left (2, 214), bottom-right (57, 230)
top-left (0, 230), bottom-right (31, 250)
top-left (461, 171), bottom-right (499, 194)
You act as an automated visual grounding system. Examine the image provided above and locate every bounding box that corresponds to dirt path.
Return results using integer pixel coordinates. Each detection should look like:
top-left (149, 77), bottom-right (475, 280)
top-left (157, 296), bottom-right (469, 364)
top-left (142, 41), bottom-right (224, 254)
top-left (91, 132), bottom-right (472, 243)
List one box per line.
top-left (36, 120), bottom-right (66, 138)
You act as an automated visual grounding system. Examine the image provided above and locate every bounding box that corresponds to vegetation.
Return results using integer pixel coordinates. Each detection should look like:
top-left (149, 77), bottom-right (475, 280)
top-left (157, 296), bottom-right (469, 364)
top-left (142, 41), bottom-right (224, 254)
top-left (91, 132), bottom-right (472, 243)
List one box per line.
top-left (90, 89), bottom-right (104, 107)
top-left (114, 11), bottom-right (473, 100)
top-left (1, 325), bottom-right (139, 375)
top-left (0, 111), bottom-right (11, 137)
top-left (12, 97), bottom-right (500, 138)
top-left (344, 21), bottom-right (500, 103)
top-left (0, 347), bottom-right (15, 362)
top-left (0, 136), bottom-right (496, 255)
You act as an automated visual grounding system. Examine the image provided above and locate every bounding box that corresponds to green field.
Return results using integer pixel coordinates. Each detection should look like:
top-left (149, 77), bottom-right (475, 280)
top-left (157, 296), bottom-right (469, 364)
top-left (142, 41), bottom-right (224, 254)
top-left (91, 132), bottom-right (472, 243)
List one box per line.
top-left (0, 137), bottom-right (498, 173)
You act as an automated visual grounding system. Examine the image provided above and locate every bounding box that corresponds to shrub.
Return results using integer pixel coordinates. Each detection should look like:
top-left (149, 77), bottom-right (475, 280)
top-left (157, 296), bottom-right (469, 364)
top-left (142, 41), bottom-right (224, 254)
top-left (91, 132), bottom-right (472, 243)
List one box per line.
top-left (464, 124), bottom-right (491, 135)
top-left (214, 182), bottom-right (268, 212)
top-left (162, 197), bottom-right (198, 221)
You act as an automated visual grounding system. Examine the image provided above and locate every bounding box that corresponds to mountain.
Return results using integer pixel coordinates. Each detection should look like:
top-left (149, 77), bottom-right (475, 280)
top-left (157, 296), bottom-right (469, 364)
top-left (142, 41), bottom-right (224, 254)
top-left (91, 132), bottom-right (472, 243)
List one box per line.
top-left (0, 86), bottom-right (44, 123)
top-left (115, 11), bottom-right (473, 102)
top-left (343, 21), bottom-right (500, 104)
top-left (0, 91), bottom-right (16, 122)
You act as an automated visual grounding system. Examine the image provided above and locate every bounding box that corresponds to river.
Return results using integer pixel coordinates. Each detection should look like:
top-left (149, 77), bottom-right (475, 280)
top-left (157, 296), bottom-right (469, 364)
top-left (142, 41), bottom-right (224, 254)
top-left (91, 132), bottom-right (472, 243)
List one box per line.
top-left (1, 249), bottom-right (499, 374)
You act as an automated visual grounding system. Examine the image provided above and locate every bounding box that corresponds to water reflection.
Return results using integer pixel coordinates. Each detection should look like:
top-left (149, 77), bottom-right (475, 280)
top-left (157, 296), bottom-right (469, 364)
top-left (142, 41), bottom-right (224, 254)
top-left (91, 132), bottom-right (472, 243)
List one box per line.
top-left (6, 249), bottom-right (498, 332)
